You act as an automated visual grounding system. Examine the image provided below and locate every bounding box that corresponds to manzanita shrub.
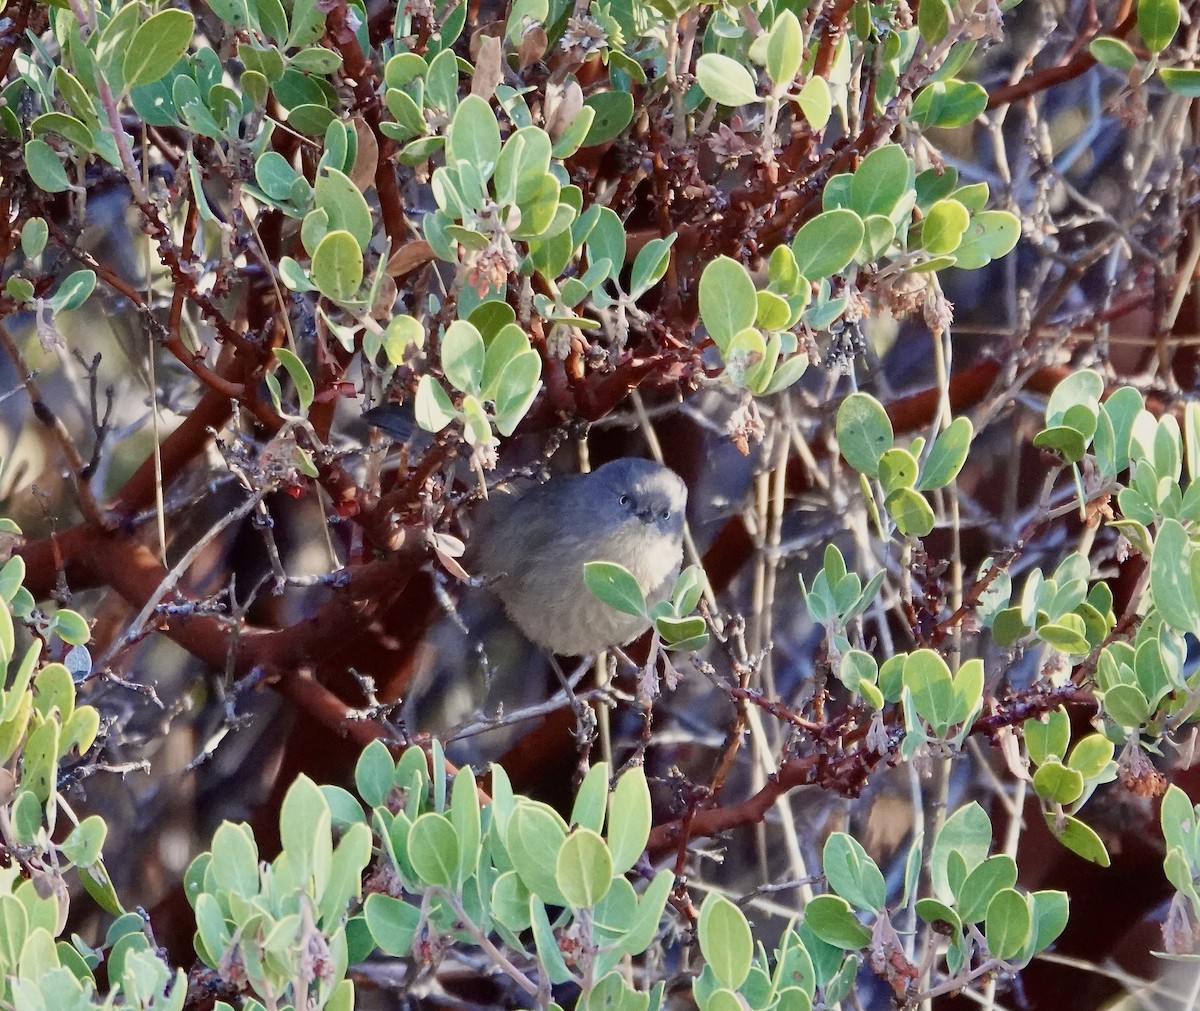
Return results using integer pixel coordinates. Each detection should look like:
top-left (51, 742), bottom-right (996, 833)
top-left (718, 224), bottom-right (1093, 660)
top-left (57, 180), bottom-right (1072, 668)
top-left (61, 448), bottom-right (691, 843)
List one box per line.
top-left (2, 0), bottom-right (1200, 1006)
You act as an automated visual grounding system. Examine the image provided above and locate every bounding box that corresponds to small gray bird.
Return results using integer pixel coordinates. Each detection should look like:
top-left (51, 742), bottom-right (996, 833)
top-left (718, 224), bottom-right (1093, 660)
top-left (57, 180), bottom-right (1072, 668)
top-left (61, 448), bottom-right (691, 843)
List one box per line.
top-left (468, 458), bottom-right (688, 656)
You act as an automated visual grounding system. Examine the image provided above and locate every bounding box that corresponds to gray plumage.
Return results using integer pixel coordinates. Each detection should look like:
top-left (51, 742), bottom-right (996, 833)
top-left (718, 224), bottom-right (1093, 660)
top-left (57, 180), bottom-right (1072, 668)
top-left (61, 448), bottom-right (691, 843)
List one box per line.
top-left (468, 458), bottom-right (688, 656)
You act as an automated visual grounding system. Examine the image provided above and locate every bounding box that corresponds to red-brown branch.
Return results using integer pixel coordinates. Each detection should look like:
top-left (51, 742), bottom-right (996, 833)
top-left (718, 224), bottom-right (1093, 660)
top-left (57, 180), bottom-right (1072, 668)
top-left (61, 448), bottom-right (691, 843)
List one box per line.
top-left (986, 1), bottom-right (1136, 110)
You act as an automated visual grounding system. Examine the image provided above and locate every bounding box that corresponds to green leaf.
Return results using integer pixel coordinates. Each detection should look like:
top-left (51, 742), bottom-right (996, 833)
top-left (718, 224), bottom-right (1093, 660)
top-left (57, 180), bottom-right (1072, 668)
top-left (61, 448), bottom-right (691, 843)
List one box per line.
top-left (1025, 707), bottom-right (1070, 765)
top-left (25, 140), bottom-right (72, 193)
top-left (280, 773), bottom-right (332, 890)
top-left (384, 88), bottom-right (427, 141)
top-left (210, 822), bottom-right (260, 897)
top-left (823, 833), bottom-right (886, 912)
top-left (930, 803), bottom-right (992, 903)
top-left (385, 52), bottom-right (427, 89)
top-left (290, 47), bottom-right (342, 74)
top-left (450, 766), bottom-right (481, 886)
top-left (556, 829), bottom-right (613, 908)
top-left (695, 53), bottom-right (760, 106)
top-left (1033, 425), bottom-right (1087, 464)
top-left (1089, 36), bottom-right (1138, 70)
top-left (21, 218), bottom-right (48, 259)
top-left (364, 894), bottom-right (421, 956)
top-left (1152, 519), bottom-right (1199, 634)
top-left (0, 555), bottom-right (25, 603)
top-left (1031, 761), bottom-right (1085, 806)
top-left (836, 392), bottom-right (893, 476)
top-left (903, 649), bottom-right (954, 730)
top-left (5, 277), bottom-right (33, 303)
top-left (61, 815), bottom-right (107, 867)
top-left (506, 802), bottom-right (569, 905)
top-left (608, 764), bottom-right (652, 874)
top-left (273, 348), bottom-right (314, 415)
top-left (32, 663), bottom-right (74, 726)
top-left (672, 566), bottom-right (707, 615)
top-left (985, 889), bottom-right (1031, 962)
top-left (878, 448), bottom-right (918, 493)
top-left (481, 328), bottom-right (533, 396)
top-left (1161, 67), bottom-right (1200, 96)
top-left (424, 48), bottom-right (459, 113)
top-left (915, 897), bottom-right (961, 933)
top-left (887, 488), bottom-right (936, 537)
top-left (448, 95), bottom-right (501, 177)
top-left (1045, 811), bottom-right (1110, 866)
top-left (414, 376), bottom-right (457, 433)
top-left (30, 113), bottom-right (93, 151)
top-left (723, 326), bottom-right (767, 389)
top-left (657, 615), bottom-right (708, 650)
top-left (552, 105), bottom-right (596, 158)
top-left (407, 812), bottom-right (459, 887)
top-left (797, 76), bottom-right (832, 129)
top-left (96, 1), bottom-right (141, 95)
top-left (1162, 785), bottom-right (1196, 851)
top-left (0, 896), bottom-right (29, 968)
top-left (441, 320), bottom-right (486, 396)
top-left (850, 144), bottom-right (910, 218)
top-left (921, 199), bottom-right (970, 255)
top-left (257, 0), bottom-right (289, 44)
top-left (1102, 683), bottom-right (1151, 728)
top-left (910, 80), bottom-right (988, 128)
top-left (697, 892), bottom-right (753, 990)
top-left (618, 870), bottom-right (673, 956)
top-left (1029, 890), bottom-right (1070, 954)
top-left (491, 349), bottom-right (541, 437)
top-left (766, 11), bottom-right (802, 91)
top-left (1068, 734), bottom-right (1114, 780)
top-left (918, 0), bottom-right (950, 43)
top-left (571, 762), bottom-right (609, 835)
top-left (531, 897), bottom-right (573, 983)
top-left (791, 209), bottom-right (864, 279)
top-left (314, 168), bottom-right (373, 251)
top-left (802, 894), bottom-right (872, 949)
top-left (310, 229), bottom-right (363, 301)
top-left (288, 0), bottom-right (329, 48)
top-left (956, 855), bottom-right (1017, 924)
top-left (1037, 617), bottom-right (1091, 655)
top-left (47, 269), bottom-right (96, 313)
top-left (699, 256), bottom-right (758, 351)
top-left (255, 151), bottom-right (301, 201)
top-left (839, 650), bottom-right (879, 695)
top-left (582, 91), bottom-right (634, 146)
top-left (1138, 0), bottom-right (1179, 53)
top-left (953, 211), bottom-right (1021, 269)
top-left (952, 181), bottom-right (990, 212)
top-left (1046, 369), bottom-right (1103, 422)
top-left (491, 871), bottom-right (533, 933)
top-left (354, 739), bottom-right (395, 807)
top-left (11, 789), bottom-right (43, 844)
top-left (381, 316), bottom-right (424, 363)
top-left (584, 561), bottom-right (648, 618)
top-left (916, 417), bottom-right (972, 490)
top-left (629, 235), bottom-right (676, 299)
top-left (125, 11), bottom-right (194, 87)
top-left (278, 257), bottom-right (314, 292)
top-left (50, 609), bottom-right (90, 646)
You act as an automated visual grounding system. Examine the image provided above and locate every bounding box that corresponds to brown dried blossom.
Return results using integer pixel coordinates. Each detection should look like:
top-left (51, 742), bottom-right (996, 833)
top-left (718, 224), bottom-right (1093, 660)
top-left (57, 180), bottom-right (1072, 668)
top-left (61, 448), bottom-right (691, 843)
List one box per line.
top-left (727, 397), bottom-right (765, 455)
top-left (1119, 743), bottom-right (1168, 798)
top-left (560, 15), bottom-right (606, 56)
top-left (708, 123), bottom-right (753, 167)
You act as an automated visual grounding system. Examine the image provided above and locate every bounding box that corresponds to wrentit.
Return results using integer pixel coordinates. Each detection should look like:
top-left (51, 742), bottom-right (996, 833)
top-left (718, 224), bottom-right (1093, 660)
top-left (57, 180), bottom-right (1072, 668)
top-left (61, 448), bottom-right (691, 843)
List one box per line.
top-left (468, 458), bottom-right (688, 656)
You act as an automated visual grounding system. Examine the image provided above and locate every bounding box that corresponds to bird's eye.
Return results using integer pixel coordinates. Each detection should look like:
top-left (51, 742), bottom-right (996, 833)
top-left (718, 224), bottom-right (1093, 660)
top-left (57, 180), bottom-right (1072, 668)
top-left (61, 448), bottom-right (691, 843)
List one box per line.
top-left (619, 494), bottom-right (630, 506)
top-left (660, 509), bottom-right (670, 520)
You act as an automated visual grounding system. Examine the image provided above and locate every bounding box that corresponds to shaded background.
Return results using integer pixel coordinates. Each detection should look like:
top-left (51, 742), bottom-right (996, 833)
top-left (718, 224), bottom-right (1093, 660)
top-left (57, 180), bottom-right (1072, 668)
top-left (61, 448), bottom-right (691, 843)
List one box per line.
top-left (4, 0), bottom-right (1200, 1007)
